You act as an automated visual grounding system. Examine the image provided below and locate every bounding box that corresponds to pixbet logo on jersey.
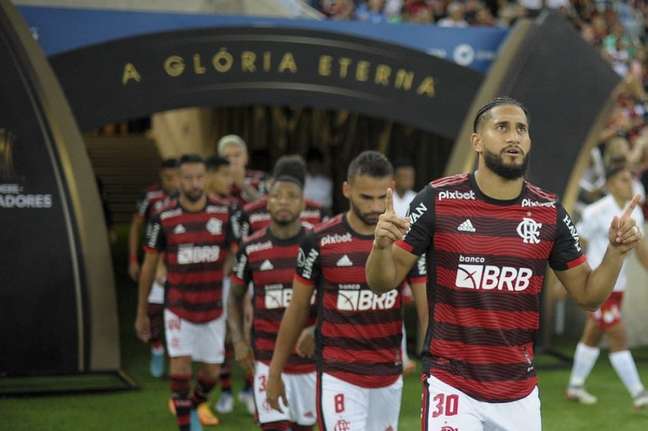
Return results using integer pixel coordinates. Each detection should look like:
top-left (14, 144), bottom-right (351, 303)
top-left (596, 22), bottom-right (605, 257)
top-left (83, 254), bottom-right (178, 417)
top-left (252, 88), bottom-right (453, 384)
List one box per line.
top-left (438, 190), bottom-right (475, 201)
top-left (455, 255), bottom-right (532, 291)
top-left (337, 288), bottom-right (398, 311)
top-left (177, 245), bottom-right (220, 264)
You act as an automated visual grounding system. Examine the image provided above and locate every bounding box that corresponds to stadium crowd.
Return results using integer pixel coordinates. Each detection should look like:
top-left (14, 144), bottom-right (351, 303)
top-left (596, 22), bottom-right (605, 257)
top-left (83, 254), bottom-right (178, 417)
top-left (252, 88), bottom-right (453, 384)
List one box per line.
top-left (308, 0), bottom-right (648, 217)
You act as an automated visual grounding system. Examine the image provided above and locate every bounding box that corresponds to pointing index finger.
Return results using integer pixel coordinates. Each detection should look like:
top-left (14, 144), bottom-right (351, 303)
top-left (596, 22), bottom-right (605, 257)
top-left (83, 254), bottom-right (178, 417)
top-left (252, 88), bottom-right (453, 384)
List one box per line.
top-left (621, 194), bottom-right (641, 221)
top-left (385, 188), bottom-right (395, 214)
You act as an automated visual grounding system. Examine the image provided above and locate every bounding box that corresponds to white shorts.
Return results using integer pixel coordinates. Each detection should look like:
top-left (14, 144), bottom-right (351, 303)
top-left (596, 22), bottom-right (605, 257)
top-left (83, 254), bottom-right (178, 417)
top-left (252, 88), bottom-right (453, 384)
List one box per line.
top-left (319, 372), bottom-right (402, 431)
top-left (253, 361), bottom-right (317, 426)
top-left (164, 309), bottom-right (226, 364)
top-left (422, 374), bottom-right (541, 431)
top-left (147, 280), bottom-right (165, 304)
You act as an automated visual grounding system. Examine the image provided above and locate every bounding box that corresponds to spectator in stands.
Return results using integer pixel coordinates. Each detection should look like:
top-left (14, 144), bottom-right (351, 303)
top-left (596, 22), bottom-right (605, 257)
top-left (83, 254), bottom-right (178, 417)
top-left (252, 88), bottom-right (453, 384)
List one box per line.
top-left (384, 0), bottom-right (404, 21)
top-left (518, 0), bottom-right (570, 17)
top-left (355, 0), bottom-right (390, 23)
top-left (438, 1), bottom-right (469, 27)
top-left (320, 0), bottom-right (355, 20)
top-left (474, 3), bottom-right (497, 26)
top-left (403, 0), bottom-right (434, 23)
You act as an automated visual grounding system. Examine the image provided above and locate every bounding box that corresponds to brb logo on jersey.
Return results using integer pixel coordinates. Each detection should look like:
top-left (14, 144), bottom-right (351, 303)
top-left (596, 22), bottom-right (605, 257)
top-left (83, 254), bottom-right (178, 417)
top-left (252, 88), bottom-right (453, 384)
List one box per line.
top-left (337, 285), bottom-right (398, 311)
top-left (516, 217), bottom-right (542, 244)
top-left (456, 255), bottom-right (532, 291)
top-left (177, 245), bottom-right (220, 264)
top-left (264, 284), bottom-right (292, 309)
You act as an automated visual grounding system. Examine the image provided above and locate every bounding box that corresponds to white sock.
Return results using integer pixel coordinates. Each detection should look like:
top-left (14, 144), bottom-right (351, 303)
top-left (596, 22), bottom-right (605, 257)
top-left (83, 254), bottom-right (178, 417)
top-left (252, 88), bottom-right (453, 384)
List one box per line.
top-left (569, 342), bottom-right (600, 387)
top-left (401, 323), bottom-right (410, 364)
top-left (609, 350), bottom-right (645, 397)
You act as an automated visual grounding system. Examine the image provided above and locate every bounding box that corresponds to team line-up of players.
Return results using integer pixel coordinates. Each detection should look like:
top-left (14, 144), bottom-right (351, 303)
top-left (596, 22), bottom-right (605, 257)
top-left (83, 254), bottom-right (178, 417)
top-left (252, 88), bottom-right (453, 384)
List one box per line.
top-left (131, 98), bottom-right (645, 431)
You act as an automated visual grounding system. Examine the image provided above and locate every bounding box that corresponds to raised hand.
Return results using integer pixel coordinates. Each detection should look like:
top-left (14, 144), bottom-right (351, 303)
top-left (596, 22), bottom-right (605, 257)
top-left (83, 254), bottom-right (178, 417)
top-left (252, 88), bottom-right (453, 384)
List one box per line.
top-left (609, 194), bottom-right (643, 255)
top-left (374, 188), bottom-right (410, 250)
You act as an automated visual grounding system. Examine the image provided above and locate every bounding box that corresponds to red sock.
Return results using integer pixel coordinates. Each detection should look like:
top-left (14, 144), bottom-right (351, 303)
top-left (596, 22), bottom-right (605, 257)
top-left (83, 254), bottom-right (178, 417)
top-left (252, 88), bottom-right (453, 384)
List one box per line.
top-left (170, 374), bottom-right (191, 431)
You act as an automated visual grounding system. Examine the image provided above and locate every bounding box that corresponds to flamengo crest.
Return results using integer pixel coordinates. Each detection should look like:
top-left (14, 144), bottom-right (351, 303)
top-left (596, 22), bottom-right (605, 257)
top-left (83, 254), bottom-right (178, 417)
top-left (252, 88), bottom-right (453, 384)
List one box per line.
top-left (206, 217), bottom-right (222, 235)
top-left (516, 217), bottom-right (542, 244)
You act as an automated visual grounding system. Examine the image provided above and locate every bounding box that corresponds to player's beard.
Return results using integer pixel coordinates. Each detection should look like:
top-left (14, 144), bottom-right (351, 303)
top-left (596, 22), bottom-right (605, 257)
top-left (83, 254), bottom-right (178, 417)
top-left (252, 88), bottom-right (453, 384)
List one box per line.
top-left (351, 202), bottom-right (381, 227)
top-left (271, 210), bottom-right (300, 226)
top-left (183, 188), bottom-right (204, 203)
top-left (483, 147), bottom-right (529, 180)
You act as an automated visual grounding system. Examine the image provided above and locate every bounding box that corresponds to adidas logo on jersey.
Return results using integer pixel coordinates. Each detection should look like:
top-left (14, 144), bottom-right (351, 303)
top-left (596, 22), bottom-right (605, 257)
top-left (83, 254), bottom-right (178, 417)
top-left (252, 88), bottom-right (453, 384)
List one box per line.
top-left (336, 255), bottom-right (353, 267)
top-left (260, 260), bottom-right (274, 271)
top-left (173, 224), bottom-right (186, 234)
top-left (457, 219), bottom-right (476, 232)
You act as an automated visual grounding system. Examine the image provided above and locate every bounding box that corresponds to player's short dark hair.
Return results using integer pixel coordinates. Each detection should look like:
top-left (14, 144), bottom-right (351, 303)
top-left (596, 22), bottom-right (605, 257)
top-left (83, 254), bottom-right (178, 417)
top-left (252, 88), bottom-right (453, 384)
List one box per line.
top-left (160, 158), bottom-right (178, 169)
top-left (179, 153), bottom-right (205, 167)
top-left (605, 160), bottom-right (628, 180)
top-left (206, 155), bottom-right (229, 171)
top-left (347, 150), bottom-right (393, 181)
top-left (473, 97), bottom-right (530, 132)
top-left (273, 155), bottom-right (306, 189)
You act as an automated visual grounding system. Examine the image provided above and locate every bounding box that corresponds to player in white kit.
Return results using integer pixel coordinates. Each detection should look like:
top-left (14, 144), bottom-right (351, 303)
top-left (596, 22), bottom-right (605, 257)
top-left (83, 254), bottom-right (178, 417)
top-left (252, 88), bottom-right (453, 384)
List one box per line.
top-left (567, 163), bottom-right (648, 409)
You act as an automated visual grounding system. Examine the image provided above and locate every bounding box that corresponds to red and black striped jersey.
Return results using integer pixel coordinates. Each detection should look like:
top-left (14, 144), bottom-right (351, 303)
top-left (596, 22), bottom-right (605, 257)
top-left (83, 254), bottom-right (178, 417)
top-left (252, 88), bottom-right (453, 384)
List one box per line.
top-left (295, 213), bottom-right (426, 388)
top-left (396, 173), bottom-right (585, 402)
top-left (145, 196), bottom-right (236, 323)
top-left (237, 197), bottom-right (330, 240)
top-left (136, 184), bottom-right (171, 222)
top-left (232, 225), bottom-right (315, 374)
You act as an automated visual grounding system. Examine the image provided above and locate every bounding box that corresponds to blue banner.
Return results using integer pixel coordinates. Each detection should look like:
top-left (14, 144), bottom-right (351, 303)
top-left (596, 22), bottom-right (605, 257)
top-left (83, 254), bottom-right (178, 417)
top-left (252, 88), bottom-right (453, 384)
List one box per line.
top-left (18, 6), bottom-right (508, 72)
